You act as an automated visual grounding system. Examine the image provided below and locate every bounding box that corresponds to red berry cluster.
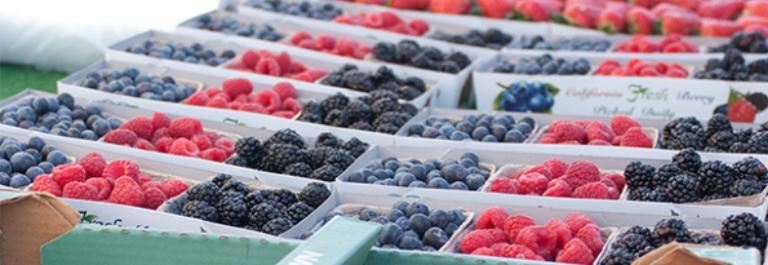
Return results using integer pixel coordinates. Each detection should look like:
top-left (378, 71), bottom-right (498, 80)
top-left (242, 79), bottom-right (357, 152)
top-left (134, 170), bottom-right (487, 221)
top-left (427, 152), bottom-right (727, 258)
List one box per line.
top-left (184, 78), bottom-right (301, 119)
top-left (31, 152), bottom-right (189, 209)
top-left (225, 49), bottom-right (328, 82)
top-left (460, 208), bottom-right (604, 264)
top-left (288, 32), bottom-right (372, 60)
top-left (594, 59), bottom-right (689, 78)
top-left (102, 112), bottom-right (235, 162)
top-left (539, 115), bottom-right (653, 148)
top-left (489, 159), bottom-right (625, 200)
top-left (333, 11), bottom-right (430, 36)
top-left (615, 35), bottom-right (699, 53)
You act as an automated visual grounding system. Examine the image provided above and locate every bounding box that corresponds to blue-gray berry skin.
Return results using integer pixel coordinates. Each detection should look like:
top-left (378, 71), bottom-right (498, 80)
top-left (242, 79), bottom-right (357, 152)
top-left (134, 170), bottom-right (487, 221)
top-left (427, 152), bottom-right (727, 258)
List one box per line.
top-left (378, 223), bottom-right (403, 245)
top-left (397, 234), bottom-right (423, 250)
top-left (444, 222), bottom-right (459, 237)
top-left (0, 172), bottom-right (10, 186)
top-left (422, 227), bottom-right (449, 248)
top-left (396, 172), bottom-right (416, 186)
top-left (395, 216), bottom-right (410, 231)
top-left (408, 213), bottom-right (431, 236)
top-left (392, 201), bottom-right (408, 213)
top-left (359, 208), bottom-right (380, 221)
top-left (38, 161), bottom-right (54, 173)
top-left (28, 136), bottom-right (45, 151)
top-left (25, 166), bottom-right (44, 180)
top-left (427, 177), bottom-right (450, 189)
top-left (408, 181), bottom-right (427, 188)
top-left (46, 150), bottom-right (69, 166)
top-left (466, 174), bottom-right (487, 190)
top-left (504, 130), bottom-right (526, 143)
top-left (10, 152), bottom-right (35, 173)
top-left (449, 182), bottom-right (469, 190)
top-left (387, 209), bottom-right (405, 222)
top-left (9, 174), bottom-right (30, 188)
top-left (405, 202), bottom-right (429, 217)
top-left (448, 209), bottom-right (466, 224)
top-left (428, 209), bottom-right (450, 228)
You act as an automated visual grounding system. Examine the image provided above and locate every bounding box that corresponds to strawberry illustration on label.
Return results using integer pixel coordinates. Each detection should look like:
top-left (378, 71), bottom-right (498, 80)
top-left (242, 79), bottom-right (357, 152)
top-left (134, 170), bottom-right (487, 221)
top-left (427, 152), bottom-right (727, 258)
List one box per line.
top-left (728, 99), bottom-right (757, 123)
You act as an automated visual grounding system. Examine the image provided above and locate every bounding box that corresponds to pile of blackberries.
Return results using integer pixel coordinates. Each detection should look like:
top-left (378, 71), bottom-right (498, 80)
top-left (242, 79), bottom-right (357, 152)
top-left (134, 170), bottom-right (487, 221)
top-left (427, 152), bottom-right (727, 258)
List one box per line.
top-left (176, 175), bottom-right (331, 235)
top-left (373, 40), bottom-right (471, 74)
top-left (0, 136), bottom-right (70, 188)
top-left (78, 67), bottom-right (197, 102)
top-left (406, 114), bottom-right (534, 143)
top-left (320, 64), bottom-right (427, 100)
top-left (493, 54), bottom-right (591, 75)
top-left (340, 152), bottom-right (490, 190)
top-left (660, 114), bottom-right (768, 154)
top-left (626, 149), bottom-right (767, 204)
top-left (709, 32), bottom-right (768, 54)
top-left (693, 49), bottom-right (768, 82)
top-left (245, 0), bottom-right (343, 20)
top-left (0, 94), bottom-right (121, 140)
top-left (191, 14), bottom-right (284, 41)
top-left (319, 201), bottom-right (467, 251)
top-left (298, 92), bottom-right (418, 134)
top-left (429, 28), bottom-right (512, 49)
top-left (508, 35), bottom-right (611, 52)
top-left (127, 40), bottom-right (236, 66)
top-left (225, 129), bottom-right (369, 181)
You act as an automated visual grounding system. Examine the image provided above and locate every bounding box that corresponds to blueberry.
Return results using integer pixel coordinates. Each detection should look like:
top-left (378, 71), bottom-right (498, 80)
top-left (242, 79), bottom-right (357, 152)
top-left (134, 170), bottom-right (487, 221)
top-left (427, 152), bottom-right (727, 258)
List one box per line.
top-left (448, 209), bottom-right (466, 224)
top-left (9, 174), bottom-right (30, 188)
top-left (373, 169), bottom-right (389, 180)
top-left (57, 93), bottom-right (75, 109)
top-left (40, 145), bottom-right (56, 157)
top-left (405, 202), bottom-right (429, 217)
top-left (466, 174), bottom-right (487, 190)
top-left (359, 208), bottom-right (380, 221)
top-left (384, 160), bottom-right (400, 171)
top-left (47, 150), bottom-right (69, 166)
top-left (10, 152), bottom-right (35, 173)
top-left (0, 173), bottom-right (9, 186)
top-left (428, 209), bottom-right (450, 228)
top-left (38, 161), bottom-right (54, 173)
top-left (409, 213), bottom-right (431, 236)
top-left (32, 97), bottom-right (50, 114)
top-left (490, 124), bottom-right (508, 140)
top-left (2, 119), bottom-right (17, 126)
top-left (393, 201), bottom-right (409, 213)
top-left (72, 109), bottom-right (87, 120)
top-left (471, 126), bottom-right (489, 140)
top-left (449, 182), bottom-right (469, 190)
top-left (427, 177), bottom-right (450, 189)
top-left (27, 136), bottom-right (45, 151)
top-left (0, 159), bottom-right (10, 174)
top-left (460, 158), bottom-right (476, 168)
top-left (378, 223), bottom-right (403, 245)
top-left (445, 222), bottom-right (459, 236)
top-left (422, 227), bottom-right (449, 248)
top-left (25, 149), bottom-right (41, 163)
top-left (395, 216), bottom-right (410, 230)
top-left (397, 234), bottom-right (423, 250)
top-left (25, 166), bottom-right (44, 180)
top-left (442, 164), bottom-right (468, 182)
top-left (17, 106), bottom-right (36, 122)
top-left (449, 131), bottom-right (470, 141)
top-left (383, 179), bottom-right (397, 186)
top-left (81, 130), bottom-right (98, 140)
top-left (347, 172), bottom-right (365, 183)
top-left (421, 127), bottom-right (440, 138)
top-left (108, 118), bottom-right (123, 129)
top-left (387, 209), bottom-right (405, 222)
top-left (396, 172), bottom-right (416, 186)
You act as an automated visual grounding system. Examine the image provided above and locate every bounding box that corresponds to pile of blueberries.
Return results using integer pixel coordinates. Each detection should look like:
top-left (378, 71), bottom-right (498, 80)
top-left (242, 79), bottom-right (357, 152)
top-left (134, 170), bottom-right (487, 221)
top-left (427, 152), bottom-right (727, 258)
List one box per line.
top-left (0, 94), bottom-right (121, 140)
top-left (127, 40), bottom-right (237, 67)
top-left (340, 152), bottom-right (491, 191)
top-left (508, 35), bottom-right (611, 52)
top-left (406, 114), bottom-right (535, 143)
top-left (78, 67), bottom-right (197, 102)
top-left (245, 0), bottom-right (343, 20)
top-left (693, 49), bottom-right (768, 82)
top-left (191, 14), bottom-right (284, 41)
top-left (429, 28), bottom-right (513, 49)
top-left (497, 81), bottom-right (556, 113)
top-left (0, 136), bottom-right (71, 188)
top-left (493, 54), bottom-right (591, 75)
top-left (319, 201), bottom-right (467, 251)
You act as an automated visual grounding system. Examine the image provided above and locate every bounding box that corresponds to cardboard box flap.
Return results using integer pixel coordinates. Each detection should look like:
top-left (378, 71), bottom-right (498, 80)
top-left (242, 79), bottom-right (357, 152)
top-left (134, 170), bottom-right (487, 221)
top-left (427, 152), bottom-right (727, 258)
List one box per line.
top-left (276, 216), bottom-right (381, 265)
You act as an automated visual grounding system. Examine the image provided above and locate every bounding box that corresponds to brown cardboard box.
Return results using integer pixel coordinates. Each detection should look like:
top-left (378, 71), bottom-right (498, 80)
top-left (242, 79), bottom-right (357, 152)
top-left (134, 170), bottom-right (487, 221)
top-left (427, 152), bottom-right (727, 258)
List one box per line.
top-left (633, 243), bottom-right (729, 265)
top-left (0, 191), bottom-right (79, 265)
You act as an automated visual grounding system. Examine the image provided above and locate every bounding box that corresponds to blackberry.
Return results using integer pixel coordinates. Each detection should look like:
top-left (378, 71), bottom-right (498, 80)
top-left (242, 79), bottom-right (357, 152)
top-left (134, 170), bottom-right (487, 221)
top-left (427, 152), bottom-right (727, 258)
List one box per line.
top-left (212, 174), bottom-right (233, 188)
top-left (747, 132), bottom-right (768, 153)
top-left (343, 100), bottom-right (372, 122)
top-left (245, 190), bottom-right (271, 209)
top-left (299, 182), bottom-right (331, 207)
top-left (706, 113), bottom-right (732, 136)
top-left (302, 101), bottom-right (324, 116)
top-left (629, 187), bottom-right (666, 202)
top-left (324, 110), bottom-right (351, 127)
top-left (374, 112), bottom-right (411, 128)
top-left (447, 52), bottom-right (471, 69)
top-left (730, 142), bottom-right (751, 153)
top-left (652, 164), bottom-right (683, 187)
top-left (624, 161), bottom-right (655, 189)
top-left (262, 144), bottom-right (310, 172)
top-left (315, 132), bottom-right (342, 148)
top-left (310, 164), bottom-right (343, 181)
top-left (731, 179), bottom-right (765, 197)
top-left (663, 117), bottom-right (705, 150)
top-left (734, 128), bottom-right (754, 143)
top-left (373, 42), bottom-right (398, 62)
top-left (666, 175), bottom-right (699, 203)
top-left (411, 53), bottom-right (438, 70)
top-left (350, 121), bottom-right (373, 131)
top-left (691, 232), bottom-right (723, 245)
top-left (342, 137), bottom-right (369, 157)
top-left (600, 247), bottom-right (640, 265)
top-left (224, 155), bottom-right (249, 167)
top-left (221, 179), bottom-right (252, 195)
top-left (373, 66), bottom-right (398, 84)
top-left (396, 86), bottom-right (423, 100)
top-left (370, 89), bottom-right (399, 102)
top-left (697, 160), bottom-right (735, 195)
top-left (615, 232), bottom-right (654, 255)
top-left (437, 61), bottom-right (460, 73)
top-left (748, 58), bottom-right (768, 74)
top-left (320, 72), bottom-right (345, 87)
top-left (284, 162), bottom-right (313, 178)
top-left (721, 213), bottom-right (767, 250)
top-left (265, 129), bottom-right (307, 149)
top-left (342, 71), bottom-right (376, 92)
top-left (186, 182), bottom-right (221, 205)
top-left (324, 150), bottom-right (355, 169)
top-left (310, 147), bottom-right (336, 168)
top-left (760, 122), bottom-right (768, 132)
top-left (234, 137), bottom-right (264, 162)
top-left (370, 98), bottom-right (397, 116)
top-left (181, 200), bottom-right (218, 222)
top-left (672, 148), bottom-right (702, 172)
top-left (248, 202), bottom-right (284, 228)
top-left (320, 93), bottom-right (350, 113)
top-left (651, 219), bottom-right (691, 246)
top-left (287, 202), bottom-right (315, 223)
top-left (626, 226), bottom-right (653, 239)
top-left (733, 157), bottom-right (767, 180)
top-left (707, 131), bottom-right (736, 150)
top-left (262, 217), bottom-right (293, 235)
top-left (217, 191), bottom-right (247, 226)
top-left (299, 113), bottom-right (323, 123)
top-left (723, 48), bottom-right (745, 68)
top-left (404, 77), bottom-right (426, 92)
top-left (271, 189), bottom-right (299, 208)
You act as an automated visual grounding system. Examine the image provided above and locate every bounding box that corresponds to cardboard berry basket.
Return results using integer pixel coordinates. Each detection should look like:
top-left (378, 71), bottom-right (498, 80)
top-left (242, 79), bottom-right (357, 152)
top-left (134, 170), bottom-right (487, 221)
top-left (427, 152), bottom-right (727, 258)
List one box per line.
top-left (472, 52), bottom-right (768, 122)
top-left (231, 5), bottom-right (497, 108)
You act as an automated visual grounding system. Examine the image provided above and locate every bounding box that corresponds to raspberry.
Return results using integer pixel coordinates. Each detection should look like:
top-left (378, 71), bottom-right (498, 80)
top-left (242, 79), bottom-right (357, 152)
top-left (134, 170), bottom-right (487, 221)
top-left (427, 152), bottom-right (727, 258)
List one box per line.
top-left (543, 159), bottom-right (568, 178)
top-left (222, 78), bottom-right (253, 99)
top-left (253, 89), bottom-right (282, 113)
top-left (564, 212), bottom-right (595, 235)
top-left (184, 91), bottom-right (209, 106)
top-left (241, 50), bottom-right (261, 68)
top-left (518, 173), bottom-right (549, 195)
top-left (497, 244), bottom-right (543, 260)
top-left (476, 207), bottom-right (509, 229)
top-left (556, 239), bottom-right (595, 264)
top-left (133, 139), bottom-right (156, 151)
top-left (620, 127), bottom-right (653, 148)
top-left (52, 164), bottom-right (87, 187)
top-left (204, 87), bottom-right (224, 98)
top-left (470, 247), bottom-right (496, 256)
top-left (155, 137), bottom-right (174, 153)
top-left (85, 177), bottom-right (112, 200)
top-left (107, 176), bottom-right (145, 207)
top-left (562, 160), bottom-right (600, 188)
top-left (585, 121), bottom-right (615, 143)
top-left (550, 121), bottom-right (587, 143)
top-left (151, 112), bottom-right (170, 131)
top-left (151, 128), bottom-right (170, 143)
top-left (214, 138), bottom-right (235, 156)
top-left (335, 38), bottom-right (359, 55)
top-left (256, 57), bottom-right (282, 76)
top-left (168, 118), bottom-right (203, 139)
top-left (524, 165), bottom-right (552, 180)
top-left (62, 182), bottom-right (98, 200)
top-left (103, 129), bottom-right (138, 145)
top-left (315, 35), bottom-right (336, 50)
top-left (290, 31), bottom-right (312, 45)
top-left (137, 174), bottom-right (152, 185)
top-left (169, 138), bottom-right (200, 157)
top-left (576, 224), bottom-right (604, 255)
top-left (410, 19), bottom-right (430, 35)
top-left (514, 226), bottom-right (543, 252)
top-left (200, 148), bottom-right (227, 162)
top-left (352, 45), bottom-right (370, 59)
top-left (102, 160), bottom-right (140, 182)
top-left (206, 96), bottom-right (228, 108)
top-left (545, 219), bottom-right (573, 249)
top-left (160, 178), bottom-right (188, 198)
top-left (272, 82), bottom-right (297, 100)
top-left (78, 152), bottom-right (106, 178)
top-left (31, 175), bottom-right (62, 196)
top-left (282, 97), bottom-right (302, 113)
top-left (489, 177), bottom-right (518, 194)
top-left (539, 133), bottom-right (557, 144)
top-left (120, 117), bottom-right (154, 140)
top-left (611, 135), bottom-right (623, 145)
top-left (610, 115), bottom-right (641, 136)
top-left (142, 185), bottom-right (168, 209)
top-left (298, 39), bottom-right (320, 49)
top-left (503, 215), bottom-right (536, 242)
top-left (274, 52), bottom-right (292, 72)
top-left (239, 103), bottom-right (266, 113)
top-left (190, 134), bottom-right (212, 150)
top-left (572, 182), bottom-right (614, 199)
top-left (602, 173), bottom-right (626, 191)
top-left (306, 70), bottom-right (329, 81)
top-left (487, 228), bottom-right (507, 243)
top-left (543, 179), bottom-right (572, 197)
top-left (461, 229), bottom-right (501, 253)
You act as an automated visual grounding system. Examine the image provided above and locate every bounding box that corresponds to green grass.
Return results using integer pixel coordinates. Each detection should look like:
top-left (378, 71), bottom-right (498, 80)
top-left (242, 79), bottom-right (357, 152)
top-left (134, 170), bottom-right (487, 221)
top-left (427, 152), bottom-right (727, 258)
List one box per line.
top-left (0, 64), bottom-right (67, 99)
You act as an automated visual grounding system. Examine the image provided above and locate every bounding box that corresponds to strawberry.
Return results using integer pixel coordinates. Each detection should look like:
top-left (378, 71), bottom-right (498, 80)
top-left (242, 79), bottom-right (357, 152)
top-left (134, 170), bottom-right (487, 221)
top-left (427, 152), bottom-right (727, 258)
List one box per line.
top-left (597, 6), bottom-right (627, 33)
top-left (516, 0), bottom-right (552, 21)
top-left (563, 3), bottom-right (601, 28)
top-left (737, 16), bottom-right (768, 28)
top-left (701, 19), bottom-right (744, 37)
top-left (652, 3), bottom-right (691, 17)
top-left (661, 0), bottom-right (703, 11)
top-left (630, 0), bottom-right (659, 8)
top-left (697, 0), bottom-right (745, 20)
top-left (477, 0), bottom-right (516, 18)
top-left (429, 0), bottom-right (472, 14)
top-left (390, 0), bottom-right (430, 10)
top-left (728, 99), bottom-right (757, 123)
top-left (627, 7), bottom-right (656, 34)
top-left (745, 0), bottom-right (768, 17)
top-left (661, 11), bottom-right (702, 35)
